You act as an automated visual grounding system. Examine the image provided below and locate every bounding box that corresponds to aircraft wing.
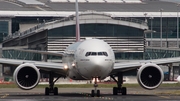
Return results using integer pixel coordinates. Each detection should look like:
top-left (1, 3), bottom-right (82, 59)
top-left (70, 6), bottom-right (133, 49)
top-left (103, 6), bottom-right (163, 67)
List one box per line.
top-left (111, 57), bottom-right (180, 74)
top-left (0, 58), bottom-right (67, 76)
top-left (10, 49), bottom-right (64, 57)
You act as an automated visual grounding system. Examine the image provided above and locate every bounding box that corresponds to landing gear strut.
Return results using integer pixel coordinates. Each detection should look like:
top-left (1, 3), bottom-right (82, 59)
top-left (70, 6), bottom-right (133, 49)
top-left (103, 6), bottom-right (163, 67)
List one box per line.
top-left (111, 73), bottom-right (127, 95)
top-left (91, 78), bottom-right (100, 97)
top-left (45, 72), bottom-right (60, 95)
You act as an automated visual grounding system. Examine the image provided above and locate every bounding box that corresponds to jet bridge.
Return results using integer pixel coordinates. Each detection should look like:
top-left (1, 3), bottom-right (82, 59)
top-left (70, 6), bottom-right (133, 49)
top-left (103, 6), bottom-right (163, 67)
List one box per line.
top-left (145, 47), bottom-right (180, 60)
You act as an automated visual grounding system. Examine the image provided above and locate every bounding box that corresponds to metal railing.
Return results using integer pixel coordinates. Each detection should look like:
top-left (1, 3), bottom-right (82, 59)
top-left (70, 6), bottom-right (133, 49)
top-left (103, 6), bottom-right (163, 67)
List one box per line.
top-left (112, 17), bottom-right (147, 26)
top-left (4, 13), bottom-right (147, 41)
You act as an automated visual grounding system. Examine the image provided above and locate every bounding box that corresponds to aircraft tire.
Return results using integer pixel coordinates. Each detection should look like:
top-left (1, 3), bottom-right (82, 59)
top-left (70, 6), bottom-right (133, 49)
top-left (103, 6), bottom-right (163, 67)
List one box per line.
top-left (54, 87), bottom-right (58, 95)
top-left (121, 87), bottom-right (127, 95)
top-left (113, 87), bottom-right (118, 95)
top-left (45, 87), bottom-right (49, 95)
top-left (91, 90), bottom-right (95, 97)
top-left (97, 90), bottom-right (100, 97)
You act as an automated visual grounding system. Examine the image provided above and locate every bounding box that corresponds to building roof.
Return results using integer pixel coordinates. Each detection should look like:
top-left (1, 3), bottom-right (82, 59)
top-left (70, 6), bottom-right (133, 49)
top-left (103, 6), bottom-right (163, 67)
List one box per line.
top-left (0, 0), bottom-right (180, 17)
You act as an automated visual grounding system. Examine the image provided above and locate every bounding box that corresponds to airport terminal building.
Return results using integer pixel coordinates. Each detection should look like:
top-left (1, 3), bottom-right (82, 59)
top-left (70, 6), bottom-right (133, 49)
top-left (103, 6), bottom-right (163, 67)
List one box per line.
top-left (0, 0), bottom-right (180, 80)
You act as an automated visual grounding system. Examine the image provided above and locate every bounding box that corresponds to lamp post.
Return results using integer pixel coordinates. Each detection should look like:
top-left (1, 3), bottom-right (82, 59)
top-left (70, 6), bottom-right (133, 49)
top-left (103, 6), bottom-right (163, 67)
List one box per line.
top-left (37, 18), bottom-right (39, 24)
top-left (144, 13), bottom-right (147, 23)
top-left (177, 4), bottom-right (180, 48)
top-left (144, 13), bottom-right (148, 43)
top-left (159, 9), bottom-right (163, 47)
top-left (149, 17), bottom-right (154, 46)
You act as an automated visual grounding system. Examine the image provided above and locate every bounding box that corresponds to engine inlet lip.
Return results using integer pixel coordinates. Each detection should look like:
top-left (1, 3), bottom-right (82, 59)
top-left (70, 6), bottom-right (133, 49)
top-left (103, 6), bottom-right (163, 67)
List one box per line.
top-left (137, 63), bottom-right (164, 90)
top-left (13, 63), bottom-right (40, 90)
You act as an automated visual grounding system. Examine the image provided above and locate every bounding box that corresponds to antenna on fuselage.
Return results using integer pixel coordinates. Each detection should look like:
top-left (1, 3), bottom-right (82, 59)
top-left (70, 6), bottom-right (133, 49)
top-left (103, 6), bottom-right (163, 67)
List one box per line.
top-left (75, 0), bottom-right (80, 42)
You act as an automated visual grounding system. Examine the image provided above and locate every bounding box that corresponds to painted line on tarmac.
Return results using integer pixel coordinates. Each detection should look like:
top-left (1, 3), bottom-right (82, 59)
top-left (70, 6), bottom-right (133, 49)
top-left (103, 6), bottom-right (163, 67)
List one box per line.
top-left (0, 93), bottom-right (9, 99)
top-left (79, 92), bottom-right (114, 100)
top-left (159, 95), bottom-right (170, 99)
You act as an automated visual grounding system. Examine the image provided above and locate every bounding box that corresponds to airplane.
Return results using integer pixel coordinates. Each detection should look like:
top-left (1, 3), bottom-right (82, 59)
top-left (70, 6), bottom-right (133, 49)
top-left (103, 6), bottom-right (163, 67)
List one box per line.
top-left (0, 0), bottom-right (180, 97)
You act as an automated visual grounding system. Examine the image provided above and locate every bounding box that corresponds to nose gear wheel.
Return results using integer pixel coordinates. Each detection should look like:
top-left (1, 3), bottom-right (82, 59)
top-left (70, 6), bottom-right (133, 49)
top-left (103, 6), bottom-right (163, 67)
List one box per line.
top-left (91, 77), bottom-right (100, 97)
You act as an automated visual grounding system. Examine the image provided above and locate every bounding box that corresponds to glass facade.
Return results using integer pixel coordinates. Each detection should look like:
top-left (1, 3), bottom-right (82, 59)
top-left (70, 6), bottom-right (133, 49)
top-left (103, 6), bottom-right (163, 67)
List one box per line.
top-left (115, 52), bottom-right (143, 60)
top-left (9, 17), bottom-right (180, 40)
top-left (0, 21), bottom-right (8, 42)
top-left (48, 24), bottom-right (143, 37)
top-left (146, 17), bottom-right (179, 38)
top-left (11, 17), bottom-right (62, 33)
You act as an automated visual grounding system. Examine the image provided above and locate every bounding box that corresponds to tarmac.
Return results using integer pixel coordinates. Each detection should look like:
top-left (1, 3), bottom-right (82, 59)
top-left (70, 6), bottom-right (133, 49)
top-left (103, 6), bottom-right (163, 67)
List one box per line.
top-left (0, 87), bottom-right (180, 101)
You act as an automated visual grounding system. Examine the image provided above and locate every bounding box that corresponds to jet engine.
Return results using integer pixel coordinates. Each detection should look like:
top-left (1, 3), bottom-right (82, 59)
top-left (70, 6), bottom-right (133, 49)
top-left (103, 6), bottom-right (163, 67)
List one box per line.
top-left (137, 63), bottom-right (164, 90)
top-left (13, 63), bottom-right (40, 90)
top-left (176, 75), bottom-right (180, 83)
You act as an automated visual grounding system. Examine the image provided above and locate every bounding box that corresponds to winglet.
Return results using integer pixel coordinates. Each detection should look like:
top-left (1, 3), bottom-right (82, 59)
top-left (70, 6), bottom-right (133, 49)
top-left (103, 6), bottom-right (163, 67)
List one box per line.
top-left (75, 0), bottom-right (80, 42)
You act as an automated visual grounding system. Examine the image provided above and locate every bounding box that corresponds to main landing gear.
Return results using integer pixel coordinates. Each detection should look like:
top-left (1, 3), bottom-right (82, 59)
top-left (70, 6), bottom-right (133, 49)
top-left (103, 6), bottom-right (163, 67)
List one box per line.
top-left (45, 72), bottom-right (60, 95)
top-left (111, 73), bottom-right (127, 95)
top-left (91, 78), bottom-right (100, 97)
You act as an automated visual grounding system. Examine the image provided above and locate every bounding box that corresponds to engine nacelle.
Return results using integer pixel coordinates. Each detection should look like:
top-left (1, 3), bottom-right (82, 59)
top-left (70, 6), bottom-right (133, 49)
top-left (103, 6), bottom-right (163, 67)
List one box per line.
top-left (176, 75), bottom-right (180, 83)
top-left (137, 63), bottom-right (164, 90)
top-left (13, 63), bottom-right (40, 90)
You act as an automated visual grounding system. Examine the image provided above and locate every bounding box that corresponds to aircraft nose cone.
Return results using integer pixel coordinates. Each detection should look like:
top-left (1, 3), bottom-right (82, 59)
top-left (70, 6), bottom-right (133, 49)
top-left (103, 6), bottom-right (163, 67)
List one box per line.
top-left (77, 57), bottom-right (114, 79)
top-left (87, 60), bottom-right (104, 77)
top-left (90, 57), bottom-right (103, 64)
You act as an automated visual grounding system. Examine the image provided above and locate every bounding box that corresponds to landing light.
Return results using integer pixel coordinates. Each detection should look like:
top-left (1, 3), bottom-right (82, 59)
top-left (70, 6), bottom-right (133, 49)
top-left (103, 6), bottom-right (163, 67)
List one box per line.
top-left (64, 65), bottom-right (68, 70)
top-left (72, 63), bottom-right (76, 67)
top-left (92, 78), bottom-right (99, 83)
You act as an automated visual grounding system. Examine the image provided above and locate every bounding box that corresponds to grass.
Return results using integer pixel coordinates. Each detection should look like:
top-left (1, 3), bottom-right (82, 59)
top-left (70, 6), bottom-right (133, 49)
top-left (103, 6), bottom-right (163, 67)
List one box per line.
top-left (0, 83), bottom-right (180, 88)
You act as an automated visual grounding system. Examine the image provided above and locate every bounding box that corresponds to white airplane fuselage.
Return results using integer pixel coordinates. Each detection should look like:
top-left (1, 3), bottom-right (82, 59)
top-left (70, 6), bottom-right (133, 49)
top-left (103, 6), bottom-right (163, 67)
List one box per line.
top-left (62, 39), bottom-right (115, 80)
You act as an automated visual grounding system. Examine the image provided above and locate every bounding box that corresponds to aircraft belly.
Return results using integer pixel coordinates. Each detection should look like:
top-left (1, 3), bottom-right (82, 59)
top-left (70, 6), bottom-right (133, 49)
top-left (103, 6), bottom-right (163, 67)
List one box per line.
top-left (77, 61), bottom-right (113, 80)
top-left (68, 68), bottom-right (86, 80)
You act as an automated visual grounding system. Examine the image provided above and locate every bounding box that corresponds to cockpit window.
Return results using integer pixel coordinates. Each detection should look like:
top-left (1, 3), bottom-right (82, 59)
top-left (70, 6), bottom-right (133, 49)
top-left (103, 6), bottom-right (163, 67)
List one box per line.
top-left (103, 52), bottom-right (108, 56)
top-left (91, 52), bottom-right (97, 55)
top-left (85, 52), bottom-right (108, 57)
top-left (98, 52), bottom-right (103, 55)
top-left (85, 52), bottom-right (91, 56)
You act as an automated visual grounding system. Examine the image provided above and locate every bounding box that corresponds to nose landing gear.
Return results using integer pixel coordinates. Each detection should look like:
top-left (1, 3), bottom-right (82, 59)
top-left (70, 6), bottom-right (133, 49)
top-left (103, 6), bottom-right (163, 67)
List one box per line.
top-left (91, 78), bottom-right (100, 97)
